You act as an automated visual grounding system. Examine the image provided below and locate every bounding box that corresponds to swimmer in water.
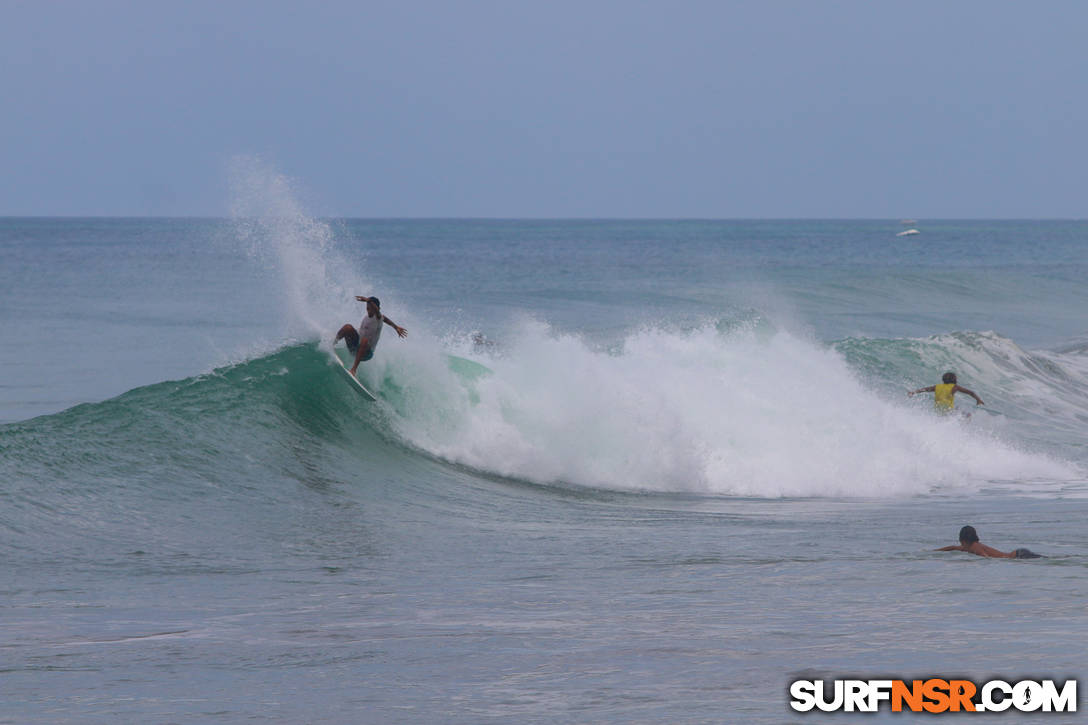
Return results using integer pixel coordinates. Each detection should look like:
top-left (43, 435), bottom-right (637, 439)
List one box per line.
top-left (936, 525), bottom-right (1041, 559)
top-left (908, 372), bottom-right (984, 414)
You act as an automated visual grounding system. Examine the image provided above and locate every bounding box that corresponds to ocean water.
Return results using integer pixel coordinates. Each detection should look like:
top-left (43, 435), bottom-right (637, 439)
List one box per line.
top-left (3, 186), bottom-right (1088, 721)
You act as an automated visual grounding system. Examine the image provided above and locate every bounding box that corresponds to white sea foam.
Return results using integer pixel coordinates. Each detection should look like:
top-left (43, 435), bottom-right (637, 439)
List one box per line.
top-left (379, 321), bottom-right (1079, 498)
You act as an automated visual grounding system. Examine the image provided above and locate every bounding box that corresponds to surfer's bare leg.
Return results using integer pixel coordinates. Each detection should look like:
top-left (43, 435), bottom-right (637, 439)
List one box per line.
top-left (335, 324), bottom-right (359, 347)
top-left (349, 342), bottom-right (372, 376)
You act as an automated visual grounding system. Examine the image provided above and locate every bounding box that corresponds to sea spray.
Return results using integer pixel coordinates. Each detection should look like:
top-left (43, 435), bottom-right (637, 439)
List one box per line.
top-left (227, 156), bottom-right (359, 341)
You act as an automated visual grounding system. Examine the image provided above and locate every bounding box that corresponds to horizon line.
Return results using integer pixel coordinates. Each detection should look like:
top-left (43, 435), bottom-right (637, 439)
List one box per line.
top-left (2, 215), bottom-right (1086, 222)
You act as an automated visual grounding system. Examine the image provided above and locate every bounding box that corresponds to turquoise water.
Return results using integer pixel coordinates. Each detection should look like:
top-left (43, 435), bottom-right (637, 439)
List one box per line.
top-left (2, 207), bottom-right (1087, 722)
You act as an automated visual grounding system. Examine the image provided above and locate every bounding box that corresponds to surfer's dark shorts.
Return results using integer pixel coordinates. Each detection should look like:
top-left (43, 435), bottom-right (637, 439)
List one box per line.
top-left (1012, 548), bottom-right (1042, 559)
top-left (345, 334), bottom-right (374, 361)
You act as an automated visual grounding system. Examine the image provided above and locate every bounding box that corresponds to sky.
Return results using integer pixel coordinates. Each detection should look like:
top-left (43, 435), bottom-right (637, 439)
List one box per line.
top-left (2, 0), bottom-right (1086, 218)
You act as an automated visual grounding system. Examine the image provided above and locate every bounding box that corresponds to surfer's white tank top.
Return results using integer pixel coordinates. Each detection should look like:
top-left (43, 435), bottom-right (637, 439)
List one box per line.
top-left (359, 313), bottom-right (383, 350)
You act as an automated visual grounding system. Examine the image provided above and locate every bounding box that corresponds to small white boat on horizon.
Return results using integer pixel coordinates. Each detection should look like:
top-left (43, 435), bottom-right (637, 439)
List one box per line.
top-left (896, 228), bottom-right (920, 237)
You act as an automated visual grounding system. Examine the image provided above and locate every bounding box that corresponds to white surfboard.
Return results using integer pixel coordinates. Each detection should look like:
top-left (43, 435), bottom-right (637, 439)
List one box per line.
top-left (332, 346), bottom-right (377, 401)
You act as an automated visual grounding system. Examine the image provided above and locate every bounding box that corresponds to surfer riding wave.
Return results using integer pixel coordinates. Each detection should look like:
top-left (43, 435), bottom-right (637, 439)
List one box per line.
top-left (334, 296), bottom-right (407, 376)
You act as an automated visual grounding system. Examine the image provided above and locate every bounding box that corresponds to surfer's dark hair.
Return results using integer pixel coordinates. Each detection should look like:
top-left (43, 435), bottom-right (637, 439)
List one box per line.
top-left (958, 525), bottom-right (979, 544)
top-left (368, 297), bottom-right (381, 309)
top-left (942, 372), bottom-right (957, 384)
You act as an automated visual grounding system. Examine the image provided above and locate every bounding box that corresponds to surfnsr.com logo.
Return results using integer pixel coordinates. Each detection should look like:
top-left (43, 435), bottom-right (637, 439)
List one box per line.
top-left (789, 679), bottom-right (1077, 713)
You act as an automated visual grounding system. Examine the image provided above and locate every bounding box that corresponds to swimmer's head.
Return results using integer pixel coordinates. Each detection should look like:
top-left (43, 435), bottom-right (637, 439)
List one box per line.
top-left (942, 372), bottom-right (957, 384)
top-left (958, 525), bottom-right (979, 545)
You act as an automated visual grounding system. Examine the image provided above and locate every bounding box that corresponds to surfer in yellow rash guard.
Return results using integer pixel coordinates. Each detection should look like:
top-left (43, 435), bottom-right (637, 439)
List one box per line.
top-left (907, 371), bottom-right (984, 413)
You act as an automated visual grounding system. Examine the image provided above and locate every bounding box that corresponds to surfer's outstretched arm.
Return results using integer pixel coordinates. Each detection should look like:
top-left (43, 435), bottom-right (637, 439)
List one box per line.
top-left (908, 385), bottom-right (935, 396)
top-left (937, 543), bottom-right (1013, 557)
top-left (936, 540), bottom-right (1015, 558)
top-left (382, 315), bottom-right (408, 338)
top-left (954, 385), bottom-right (984, 405)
